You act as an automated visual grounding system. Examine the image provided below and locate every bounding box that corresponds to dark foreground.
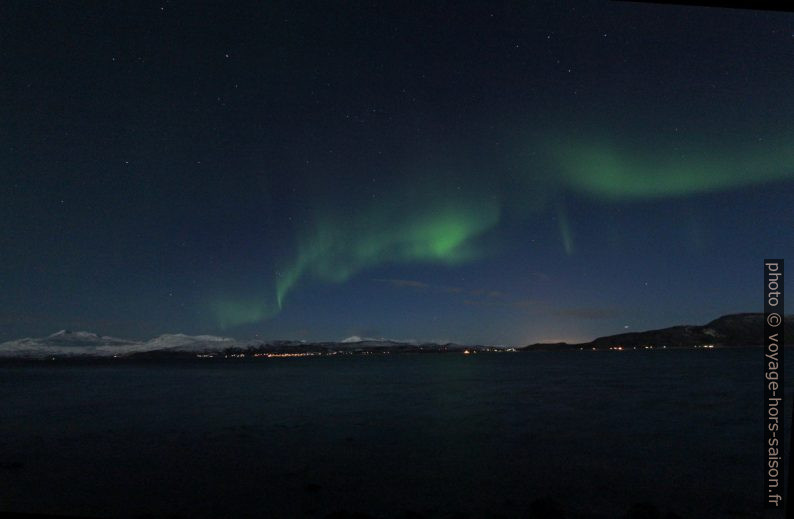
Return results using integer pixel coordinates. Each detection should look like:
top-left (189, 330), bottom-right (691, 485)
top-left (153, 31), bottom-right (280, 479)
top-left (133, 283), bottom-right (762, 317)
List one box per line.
top-left (0, 349), bottom-right (786, 518)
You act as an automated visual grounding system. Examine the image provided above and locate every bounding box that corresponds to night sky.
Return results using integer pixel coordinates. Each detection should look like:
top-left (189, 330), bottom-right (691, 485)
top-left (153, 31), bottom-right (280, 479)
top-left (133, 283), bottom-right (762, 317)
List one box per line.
top-left (2, 2), bottom-right (793, 345)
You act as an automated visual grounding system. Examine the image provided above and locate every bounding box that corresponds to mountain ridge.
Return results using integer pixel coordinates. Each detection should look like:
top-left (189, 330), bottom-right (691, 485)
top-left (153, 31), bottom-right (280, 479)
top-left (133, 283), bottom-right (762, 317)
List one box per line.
top-left (0, 330), bottom-right (485, 359)
top-left (1, 313), bottom-right (788, 358)
top-left (520, 313), bottom-right (792, 351)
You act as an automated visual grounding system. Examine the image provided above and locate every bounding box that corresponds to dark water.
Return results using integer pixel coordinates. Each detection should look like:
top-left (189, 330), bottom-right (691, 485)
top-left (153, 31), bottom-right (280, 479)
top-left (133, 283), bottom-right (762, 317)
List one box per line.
top-left (0, 349), bottom-right (788, 518)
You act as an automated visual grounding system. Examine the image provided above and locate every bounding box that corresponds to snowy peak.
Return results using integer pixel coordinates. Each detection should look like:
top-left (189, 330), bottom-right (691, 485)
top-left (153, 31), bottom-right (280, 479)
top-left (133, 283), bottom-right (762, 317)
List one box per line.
top-left (0, 331), bottom-right (478, 359)
top-left (341, 335), bottom-right (418, 346)
top-left (49, 329), bottom-right (79, 337)
top-left (144, 334), bottom-right (237, 352)
top-left (341, 336), bottom-right (366, 343)
top-left (0, 331), bottom-right (239, 358)
top-left (45, 330), bottom-right (133, 346)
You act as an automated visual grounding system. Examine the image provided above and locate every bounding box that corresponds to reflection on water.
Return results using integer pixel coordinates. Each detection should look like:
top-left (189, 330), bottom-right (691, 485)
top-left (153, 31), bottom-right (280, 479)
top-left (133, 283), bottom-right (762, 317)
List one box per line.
top-left (0, 349), bottom-right (786, 518)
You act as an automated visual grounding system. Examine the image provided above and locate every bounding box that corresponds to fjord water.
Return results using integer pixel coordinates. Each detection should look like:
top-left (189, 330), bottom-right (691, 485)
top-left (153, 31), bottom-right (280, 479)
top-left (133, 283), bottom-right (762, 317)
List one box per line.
top-left (0, 349), bottom-right (786, 518)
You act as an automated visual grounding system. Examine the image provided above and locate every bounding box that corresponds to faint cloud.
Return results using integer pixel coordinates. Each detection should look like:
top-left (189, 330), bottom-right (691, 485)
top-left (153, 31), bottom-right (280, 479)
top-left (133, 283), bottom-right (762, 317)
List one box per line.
top-left (375, 278), bottom-right (620, 321)
top-left (374, 278), bottom-right (431, 290)
top-left (553, 307), bottom-right (621, 319)
top-left (376, 277), bottom-right (548, 310)
top-left (511, 298), bottom-right (540, 309)
top-left (463, 297), bottom-right (543, 309)
top-left (375, 278), bottom-right (462, 294)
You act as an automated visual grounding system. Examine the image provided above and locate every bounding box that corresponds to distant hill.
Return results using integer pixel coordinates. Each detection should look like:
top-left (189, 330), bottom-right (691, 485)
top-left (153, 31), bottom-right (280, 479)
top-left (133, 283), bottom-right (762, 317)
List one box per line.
top-left (520, 313), bottom-right (793, 351)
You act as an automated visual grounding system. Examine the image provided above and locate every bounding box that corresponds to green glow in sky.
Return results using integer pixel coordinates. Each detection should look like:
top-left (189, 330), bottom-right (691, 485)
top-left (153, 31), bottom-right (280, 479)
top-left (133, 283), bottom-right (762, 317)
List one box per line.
top-left (211, 131), bottom-right (794, 328)
top-left (555, 138), bottom-right (794, 199)
top-left (276, 198), bottom-right (500, 308)
top-left (211, 299), bottom-right (278, 329)
top-left (211, 174), bottom-right (501, 327)
top-left (556, 203), bottom-right (573, 256)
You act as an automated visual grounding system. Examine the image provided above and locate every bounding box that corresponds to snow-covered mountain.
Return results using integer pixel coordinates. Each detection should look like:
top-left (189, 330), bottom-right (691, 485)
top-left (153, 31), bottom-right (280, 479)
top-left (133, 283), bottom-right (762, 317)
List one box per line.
top-left (0, 331), bottom-right (488, 359)
top-left (341, 336), bottom-right (418, 347)
top-left (0, 330), bottom-right (239, 358)
top-left (140, 333), bottom-right (237, 352)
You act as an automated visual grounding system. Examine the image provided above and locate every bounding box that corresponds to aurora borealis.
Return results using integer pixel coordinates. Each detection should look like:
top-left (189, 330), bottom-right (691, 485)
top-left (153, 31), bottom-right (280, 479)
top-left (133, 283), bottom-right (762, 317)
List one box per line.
top-left (2, 2), bottom-right (793, 344)
top-left (553, 135), bottom-right (794, 200)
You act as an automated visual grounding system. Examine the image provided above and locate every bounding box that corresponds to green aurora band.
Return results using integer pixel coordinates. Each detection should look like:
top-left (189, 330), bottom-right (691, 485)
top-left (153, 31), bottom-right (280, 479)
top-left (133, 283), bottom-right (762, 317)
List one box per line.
top-left (275, 197), bottom-right (501, 309)
top-left (554, 137), bottom-right (794, 199)
top-left (556, 202), bottom-right (574, 256)
top-left (210, 133), bottom-right (794, 327)
top-left (210, 185), bottom-right (501, 327)
top-left (211, 298), bottom-right (276, 330)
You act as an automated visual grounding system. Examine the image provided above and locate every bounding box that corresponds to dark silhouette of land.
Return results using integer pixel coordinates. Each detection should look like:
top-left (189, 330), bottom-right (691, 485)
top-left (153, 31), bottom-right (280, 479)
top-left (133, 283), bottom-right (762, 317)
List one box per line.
top-left (520, 313), bottom-right (792, 351)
